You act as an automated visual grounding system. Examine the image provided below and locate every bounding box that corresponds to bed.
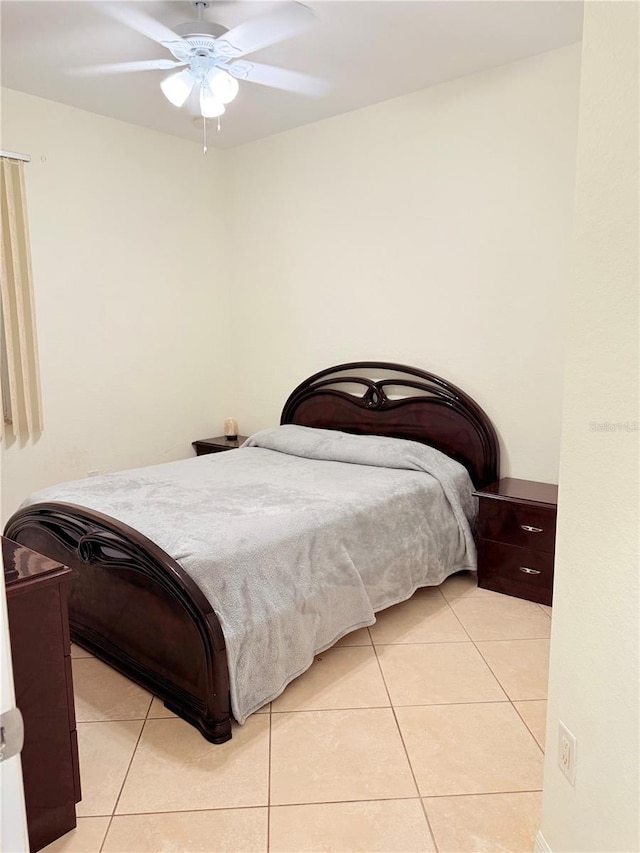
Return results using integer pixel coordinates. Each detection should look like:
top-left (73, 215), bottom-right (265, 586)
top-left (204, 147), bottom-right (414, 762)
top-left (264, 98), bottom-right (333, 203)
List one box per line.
top-left (4, 362), bottom-right (499, 743)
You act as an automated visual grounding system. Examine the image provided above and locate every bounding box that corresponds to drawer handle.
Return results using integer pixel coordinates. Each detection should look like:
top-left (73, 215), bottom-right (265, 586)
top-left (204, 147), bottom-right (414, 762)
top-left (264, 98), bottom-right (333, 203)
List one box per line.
top-left (519, 566), bottom-right (541, 575)
top-left (521, 525), bottom-right (543, 533)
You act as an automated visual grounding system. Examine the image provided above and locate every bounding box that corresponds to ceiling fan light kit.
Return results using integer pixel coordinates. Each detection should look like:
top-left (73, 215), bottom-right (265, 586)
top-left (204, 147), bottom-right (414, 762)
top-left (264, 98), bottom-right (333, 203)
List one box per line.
top-left (207, 69), bottom-right (239, 105)
top-left (199, 86), bottom-right (225, 119)
top-left (160, 64), bottom-right (236, 117)
top-left (160, 68), bottom-right (193, 107)
top-left (78, 0), bottom-right (328, 149)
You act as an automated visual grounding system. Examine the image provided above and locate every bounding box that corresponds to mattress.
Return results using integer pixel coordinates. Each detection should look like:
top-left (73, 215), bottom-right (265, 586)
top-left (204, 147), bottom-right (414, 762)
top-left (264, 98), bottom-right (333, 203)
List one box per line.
top-left (23, 425), bottom-right (477, 722)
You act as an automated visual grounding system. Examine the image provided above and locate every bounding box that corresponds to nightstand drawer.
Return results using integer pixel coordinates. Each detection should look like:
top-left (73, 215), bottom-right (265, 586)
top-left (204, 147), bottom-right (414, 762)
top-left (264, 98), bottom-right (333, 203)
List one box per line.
top-left (477, 540), bottom-right (553, 605)
top-left (478, 500), bottom-right (556, 553)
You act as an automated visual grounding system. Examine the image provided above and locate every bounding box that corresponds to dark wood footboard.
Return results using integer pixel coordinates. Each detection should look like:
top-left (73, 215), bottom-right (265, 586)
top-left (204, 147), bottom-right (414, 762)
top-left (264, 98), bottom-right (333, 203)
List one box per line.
top-left (4, 502), bottom-right (232, 744)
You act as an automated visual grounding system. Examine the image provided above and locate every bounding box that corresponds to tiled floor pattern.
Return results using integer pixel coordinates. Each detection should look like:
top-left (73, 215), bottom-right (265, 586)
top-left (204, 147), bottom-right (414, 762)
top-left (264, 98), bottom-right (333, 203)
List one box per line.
top-left (44, 572), bottom-right (551, 853)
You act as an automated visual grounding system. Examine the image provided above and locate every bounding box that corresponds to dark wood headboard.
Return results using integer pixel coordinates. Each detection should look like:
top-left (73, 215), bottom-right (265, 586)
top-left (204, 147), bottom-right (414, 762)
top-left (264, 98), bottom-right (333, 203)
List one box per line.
top-left (281, 361), bottom-right (499, 488)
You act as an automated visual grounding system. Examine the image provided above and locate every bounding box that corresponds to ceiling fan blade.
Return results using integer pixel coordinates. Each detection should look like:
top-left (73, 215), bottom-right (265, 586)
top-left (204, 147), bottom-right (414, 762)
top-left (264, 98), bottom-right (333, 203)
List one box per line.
top-left (68, 59), bottom-right (186, 76)
top-left (215, 3), bottom-right (315, 59)
top-left (93, 2), bottom-right (185, 48)
top-left (228, 60), bottom-right (329, 96)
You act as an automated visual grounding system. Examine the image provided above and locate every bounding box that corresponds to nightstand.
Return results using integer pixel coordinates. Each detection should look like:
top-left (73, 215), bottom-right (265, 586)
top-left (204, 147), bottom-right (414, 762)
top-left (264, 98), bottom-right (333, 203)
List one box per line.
top-left (473, 478), bottom-right (558, 606)
top-left (192, 435), bottom-right (249, 456)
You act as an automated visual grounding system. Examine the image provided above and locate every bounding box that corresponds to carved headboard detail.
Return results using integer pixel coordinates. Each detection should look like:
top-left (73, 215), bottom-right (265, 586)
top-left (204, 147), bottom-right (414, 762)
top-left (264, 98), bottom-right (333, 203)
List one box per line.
top-left (281, 361), bottom-right (499, 488)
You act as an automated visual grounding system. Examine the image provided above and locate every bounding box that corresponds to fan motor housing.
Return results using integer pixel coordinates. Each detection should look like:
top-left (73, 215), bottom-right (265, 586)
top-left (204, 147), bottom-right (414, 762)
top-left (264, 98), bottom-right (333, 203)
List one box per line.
top-left (165, 20), bottom-right (230, 62)
top-left (174, 20), bottom-right (228, 40)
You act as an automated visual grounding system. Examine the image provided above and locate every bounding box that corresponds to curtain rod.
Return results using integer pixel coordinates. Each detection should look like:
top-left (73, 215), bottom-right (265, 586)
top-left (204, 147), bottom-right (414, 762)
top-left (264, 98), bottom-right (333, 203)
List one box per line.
top-left (1, 150), bottom-right (31, 163)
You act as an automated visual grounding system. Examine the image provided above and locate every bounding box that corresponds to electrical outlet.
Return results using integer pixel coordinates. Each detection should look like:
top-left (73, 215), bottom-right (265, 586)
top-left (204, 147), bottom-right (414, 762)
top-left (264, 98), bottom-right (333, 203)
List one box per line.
top-left (558, 721), bottom-right (577, 785)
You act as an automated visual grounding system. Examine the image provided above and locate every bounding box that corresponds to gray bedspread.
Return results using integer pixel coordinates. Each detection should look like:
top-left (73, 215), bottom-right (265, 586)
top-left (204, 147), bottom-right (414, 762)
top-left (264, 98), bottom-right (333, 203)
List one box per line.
top-left (22, 425), bottom-right (477, 723)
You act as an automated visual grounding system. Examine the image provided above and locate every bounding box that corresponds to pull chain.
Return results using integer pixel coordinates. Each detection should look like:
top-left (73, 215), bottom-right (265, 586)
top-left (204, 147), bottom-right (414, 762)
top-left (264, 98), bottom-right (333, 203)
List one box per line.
top-left (203, 115), bottom-right (207, 154)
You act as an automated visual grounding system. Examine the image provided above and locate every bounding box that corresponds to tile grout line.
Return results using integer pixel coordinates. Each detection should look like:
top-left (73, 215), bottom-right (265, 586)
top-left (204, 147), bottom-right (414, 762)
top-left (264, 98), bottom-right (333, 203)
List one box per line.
top-left (96, 697), bottom-right (152, 852)
top-left (371, 592), bottom-right (551, 808)
top-left (272, 698), bottom-right (525, 718)
top-left (267, 702), bottom-right (272, 853)
top-left (439, 593), bottom-right (474, 641)
top-left (75, 715), bottom-right (152, 725)
top-left (87, 788), bottom-right (546, 820)
top-left (443, 587), bottom-right (551, 696)
top-left (418, 788), bottom-right (546, 800)
top-left (384, 583), bottom-right (546, 819)
top-left (373, 638), bottom-right (492, 646)
top-left (272, 698), bottom-right (511, 714)
top-left (367, 626), bottom-right (442, 853)
top-left (451, 593), bottom-right (519, 704)
top-left (442, 591), bottom-right (552, 641)
top-left (432, 590), bottom-right (512, 704)
top-left (462, 614), bottom-right (549, 758)
top-left (432, 588), bottom-right (547, 832)
top-left (511, 702), bottom-right (546, 757)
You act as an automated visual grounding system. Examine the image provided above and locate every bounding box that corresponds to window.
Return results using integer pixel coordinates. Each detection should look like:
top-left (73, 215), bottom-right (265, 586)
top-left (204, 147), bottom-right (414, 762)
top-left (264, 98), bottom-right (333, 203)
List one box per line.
top-left (0, 156), bottom-right (43, 441)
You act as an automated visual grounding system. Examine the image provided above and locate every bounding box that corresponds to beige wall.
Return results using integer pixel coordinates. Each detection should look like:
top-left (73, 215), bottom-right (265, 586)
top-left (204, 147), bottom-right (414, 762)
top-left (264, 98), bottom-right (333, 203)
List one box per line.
top-left (539, 3), bottom-right (639, 851)
top-left (1, 43), bottom-right (583, 520)
top-left (0, 89), bottom-right (232, 521)
top-left (224, 44), bottom-right (582, 483)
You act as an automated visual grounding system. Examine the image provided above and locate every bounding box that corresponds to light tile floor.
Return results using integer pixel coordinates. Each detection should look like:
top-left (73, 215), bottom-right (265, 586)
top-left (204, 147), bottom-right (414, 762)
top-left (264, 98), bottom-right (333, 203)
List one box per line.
top-left (44, 572), bottom-right (551, 853)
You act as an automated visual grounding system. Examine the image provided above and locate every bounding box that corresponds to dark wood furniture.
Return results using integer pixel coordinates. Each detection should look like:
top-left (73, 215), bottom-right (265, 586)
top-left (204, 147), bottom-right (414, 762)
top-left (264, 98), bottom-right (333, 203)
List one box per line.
top-left (4, 362), bottom-right (499, 744)
top-left (474, 477), bottom-right (557, 605)
top-left (2, 537), bottom-right (81, 852)
top-left (193, 435), bottom-right (249, 455)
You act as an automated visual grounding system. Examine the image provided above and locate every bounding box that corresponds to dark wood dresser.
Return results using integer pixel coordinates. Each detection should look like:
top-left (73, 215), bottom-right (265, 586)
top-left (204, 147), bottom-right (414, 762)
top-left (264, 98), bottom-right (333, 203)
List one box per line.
top-left (2, 536), bottom-right (81, 852)
top-left (473, 478), bottom-right (558, 606)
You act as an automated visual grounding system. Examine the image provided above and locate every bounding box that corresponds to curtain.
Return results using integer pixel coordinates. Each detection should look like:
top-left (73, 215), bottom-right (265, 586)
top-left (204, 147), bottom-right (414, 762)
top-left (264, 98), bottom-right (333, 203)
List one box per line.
top-left (0, 157), bottom-right (43, 441)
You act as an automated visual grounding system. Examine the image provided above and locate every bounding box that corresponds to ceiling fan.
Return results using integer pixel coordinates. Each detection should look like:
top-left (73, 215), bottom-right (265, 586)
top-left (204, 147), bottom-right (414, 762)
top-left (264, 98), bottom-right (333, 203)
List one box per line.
top-left (72, 1), bottom-right (328, 123)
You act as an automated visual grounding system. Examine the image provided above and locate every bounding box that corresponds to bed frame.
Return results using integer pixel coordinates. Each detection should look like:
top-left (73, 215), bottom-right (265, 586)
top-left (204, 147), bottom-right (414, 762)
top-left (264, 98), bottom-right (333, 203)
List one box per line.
top-left (4, 362), bottom-right (499, 743)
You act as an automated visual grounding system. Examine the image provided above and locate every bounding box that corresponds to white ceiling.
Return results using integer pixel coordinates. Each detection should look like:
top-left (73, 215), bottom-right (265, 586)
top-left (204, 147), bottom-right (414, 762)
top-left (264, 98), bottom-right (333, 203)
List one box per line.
top-left (1, 0), bottom-right (583, 149)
